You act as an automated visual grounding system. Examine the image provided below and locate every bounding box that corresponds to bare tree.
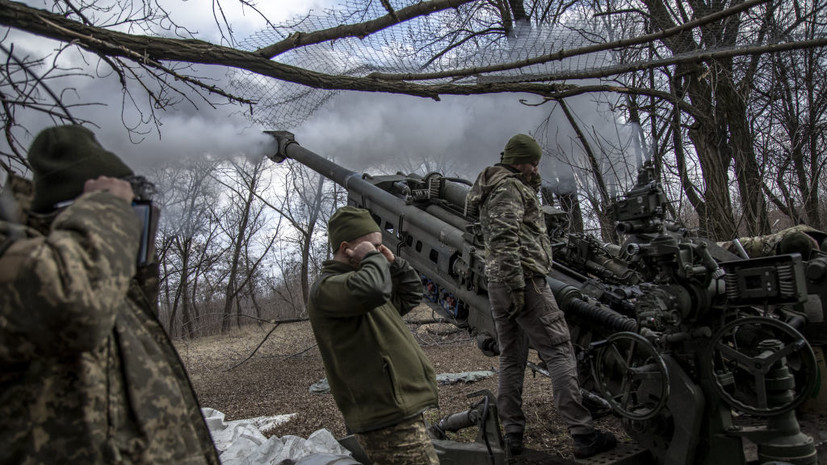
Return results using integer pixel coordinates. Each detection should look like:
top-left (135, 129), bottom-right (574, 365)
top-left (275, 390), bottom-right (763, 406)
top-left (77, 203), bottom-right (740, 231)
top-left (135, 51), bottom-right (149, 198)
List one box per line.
top-left (3, 0), bottom-right (824, 145)
top-left (151, 158), bottom-right (222, 337)
top-left (210, 157), bottom-right (273, 333)
top-left (257, 162), bottom-right (340, 306)
top-left (752, 14), bottom-right (827, 230)
top-left (4, 0), bottom-right (827, 250)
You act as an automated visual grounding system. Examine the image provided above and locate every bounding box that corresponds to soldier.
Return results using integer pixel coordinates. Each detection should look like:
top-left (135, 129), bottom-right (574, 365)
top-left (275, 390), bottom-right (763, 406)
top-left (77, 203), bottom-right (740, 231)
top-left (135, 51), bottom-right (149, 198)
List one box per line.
top-left (719, 224), bottom-right (827, 259)
top-left (308, 206), bottom-right (439, 465)
top-left (0, 125), bottom-right (219, 465)
top-left (467, 134), bottom-right (617, 459)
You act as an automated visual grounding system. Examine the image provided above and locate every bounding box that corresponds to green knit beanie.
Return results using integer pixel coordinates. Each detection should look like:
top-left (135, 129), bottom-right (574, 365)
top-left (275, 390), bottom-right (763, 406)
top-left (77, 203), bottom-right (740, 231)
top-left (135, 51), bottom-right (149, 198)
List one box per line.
top-left (501, 134), bottom-right (542, 165)
top-left (328, 206), bottom-right (381, 252)
top-left (28, 125), bottom-right (134, 212)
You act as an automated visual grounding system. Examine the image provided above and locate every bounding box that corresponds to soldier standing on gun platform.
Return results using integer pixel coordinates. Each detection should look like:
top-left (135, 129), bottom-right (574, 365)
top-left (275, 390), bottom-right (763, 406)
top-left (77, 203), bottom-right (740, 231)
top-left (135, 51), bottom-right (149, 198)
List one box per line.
top-left (467, 134), bottom-right (617, 459)
top-left (0, 125), bottom-right (219, 465)
top-left (308, 206), bottom-right (439, 465)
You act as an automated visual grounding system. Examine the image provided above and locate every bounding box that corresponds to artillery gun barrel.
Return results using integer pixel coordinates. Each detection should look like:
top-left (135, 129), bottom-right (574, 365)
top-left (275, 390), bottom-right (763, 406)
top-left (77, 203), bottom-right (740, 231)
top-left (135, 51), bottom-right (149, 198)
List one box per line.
top-left (266, 131), bottom-right (468, 252)
top-left (266, 132), bottom-right (494, 327)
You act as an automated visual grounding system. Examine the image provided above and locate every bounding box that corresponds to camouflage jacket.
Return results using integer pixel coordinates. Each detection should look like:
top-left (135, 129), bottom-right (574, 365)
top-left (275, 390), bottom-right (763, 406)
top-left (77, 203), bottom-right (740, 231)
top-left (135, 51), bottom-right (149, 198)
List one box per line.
top-left (308, 253), bottom-right (438, 433)
top-left (467, 164), bottom-right (554, 290)
top-left (0, 192), bottom-right (219, 465)
top-left (719, 224), bottom-right (827, 259)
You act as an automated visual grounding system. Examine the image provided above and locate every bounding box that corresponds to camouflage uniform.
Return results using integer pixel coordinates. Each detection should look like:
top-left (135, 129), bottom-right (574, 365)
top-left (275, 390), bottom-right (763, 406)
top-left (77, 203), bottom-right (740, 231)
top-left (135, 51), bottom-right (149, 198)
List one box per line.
top-left (719, 224), bottom-right (826, 259)
top-left (467, 164), bottom-right (595, 437)
top-left (0, 189), bottom-right (219, 465)
top-left (308, 250), bottom-right (439, 465)
top-left (355, 415), bottom-right (437, 465)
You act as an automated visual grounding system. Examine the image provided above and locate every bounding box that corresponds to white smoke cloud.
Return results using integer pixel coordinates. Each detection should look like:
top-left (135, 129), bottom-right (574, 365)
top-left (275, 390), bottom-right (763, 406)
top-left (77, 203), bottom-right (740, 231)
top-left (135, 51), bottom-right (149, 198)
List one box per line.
top-left (292, 92), bottom-right (553, 178)
top-left (3, 1), bottom-right (635, 189)
top-left (96, 110), bottom-right (277, 170)
top-left (1, 0), bottom-right (331, 173)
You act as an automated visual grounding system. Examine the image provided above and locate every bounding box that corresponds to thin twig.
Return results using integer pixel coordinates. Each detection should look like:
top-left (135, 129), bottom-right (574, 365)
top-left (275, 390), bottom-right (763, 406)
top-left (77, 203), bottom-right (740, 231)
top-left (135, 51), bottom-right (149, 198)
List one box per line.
top-left (224, 316), bottom-right (310, 371)
top-left (225, 322), bottom-right (280, 371)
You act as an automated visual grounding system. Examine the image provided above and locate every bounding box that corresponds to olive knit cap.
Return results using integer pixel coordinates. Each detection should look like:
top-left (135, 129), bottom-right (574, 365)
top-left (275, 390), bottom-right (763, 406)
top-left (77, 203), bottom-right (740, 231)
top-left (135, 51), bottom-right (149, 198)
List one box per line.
top-left (501, 134), bottom-right (542, 165)
top-left (28, 125), bottom-right (133, 212)
top-left (328, 206), bottom-right (381, 252)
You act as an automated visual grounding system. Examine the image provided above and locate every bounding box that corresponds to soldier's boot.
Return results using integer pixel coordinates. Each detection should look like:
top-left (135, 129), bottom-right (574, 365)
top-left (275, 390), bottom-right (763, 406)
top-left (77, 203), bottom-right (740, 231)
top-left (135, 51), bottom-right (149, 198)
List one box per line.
top-left (505, 431), bottom-right (524, 457)
top-left (572, 429), bottom-right (617, 459)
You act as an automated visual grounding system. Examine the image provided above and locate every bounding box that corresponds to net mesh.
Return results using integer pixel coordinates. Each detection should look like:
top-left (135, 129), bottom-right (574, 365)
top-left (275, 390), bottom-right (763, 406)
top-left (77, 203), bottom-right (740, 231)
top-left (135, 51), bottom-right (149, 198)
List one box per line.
top-left (231, 0), bottom-right (823, 129)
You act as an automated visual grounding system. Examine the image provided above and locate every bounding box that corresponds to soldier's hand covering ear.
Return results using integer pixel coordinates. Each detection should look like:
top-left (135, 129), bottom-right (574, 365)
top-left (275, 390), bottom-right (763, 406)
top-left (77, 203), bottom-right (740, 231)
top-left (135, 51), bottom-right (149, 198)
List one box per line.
top-left (345, 241), bottom-right (378, 266)
top-left (509, 288), bottom-right (525, 320)
top-left (378, 244), bottom-right (395, 263)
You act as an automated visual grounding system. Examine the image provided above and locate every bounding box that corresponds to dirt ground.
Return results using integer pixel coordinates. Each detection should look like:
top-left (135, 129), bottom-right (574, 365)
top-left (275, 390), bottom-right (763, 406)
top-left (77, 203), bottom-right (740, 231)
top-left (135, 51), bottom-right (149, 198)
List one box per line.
top-left (177, 306), bottom-right (827, 464)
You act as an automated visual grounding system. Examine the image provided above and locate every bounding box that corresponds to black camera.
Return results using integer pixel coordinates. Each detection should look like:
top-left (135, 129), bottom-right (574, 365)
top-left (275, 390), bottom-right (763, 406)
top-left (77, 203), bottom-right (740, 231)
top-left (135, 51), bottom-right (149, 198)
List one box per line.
top-left (126, 175), bottom-right (160, 267)
top-left (131, 200), bottom-right (159, 267)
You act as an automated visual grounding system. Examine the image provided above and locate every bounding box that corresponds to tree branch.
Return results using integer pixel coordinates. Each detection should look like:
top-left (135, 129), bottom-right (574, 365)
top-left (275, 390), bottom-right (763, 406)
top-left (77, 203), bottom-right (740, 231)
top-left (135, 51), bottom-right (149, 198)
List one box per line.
top-left (368, 0), bottom-right (770, 81)
top-left (255, 0), bottom-right (474, 58)
top-left (0, 42), bottom-right (78, 123)
top-left (530, 84), bottom-right (705, 120)
top-left (6, 0), bottom-right (820, 104)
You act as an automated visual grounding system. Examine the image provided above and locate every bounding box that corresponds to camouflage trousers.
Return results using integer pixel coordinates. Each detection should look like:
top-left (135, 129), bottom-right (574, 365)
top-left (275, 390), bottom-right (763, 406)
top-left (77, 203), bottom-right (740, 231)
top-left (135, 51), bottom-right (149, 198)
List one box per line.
top-left (355, 415), bottom-right (439, 465)
top-left (489, 276), bottom-right (594, 436)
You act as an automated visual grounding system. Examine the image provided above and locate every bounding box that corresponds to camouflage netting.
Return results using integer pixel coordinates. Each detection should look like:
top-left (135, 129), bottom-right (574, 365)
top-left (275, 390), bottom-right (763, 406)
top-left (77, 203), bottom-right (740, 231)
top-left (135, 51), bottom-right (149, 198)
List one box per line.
top-left (230, 0), bottom-right (818, 129)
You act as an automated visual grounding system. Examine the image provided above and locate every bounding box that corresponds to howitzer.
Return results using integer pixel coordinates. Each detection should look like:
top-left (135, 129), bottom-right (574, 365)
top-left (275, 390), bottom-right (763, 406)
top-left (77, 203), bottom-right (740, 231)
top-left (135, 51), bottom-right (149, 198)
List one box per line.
top-left (266, 132), bottom-right (821, 465)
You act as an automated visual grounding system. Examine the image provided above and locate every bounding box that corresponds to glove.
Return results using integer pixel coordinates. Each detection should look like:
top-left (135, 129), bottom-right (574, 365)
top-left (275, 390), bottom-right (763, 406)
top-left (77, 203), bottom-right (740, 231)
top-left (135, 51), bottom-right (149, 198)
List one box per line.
top-left (508, 288), bottom-right (525, 320)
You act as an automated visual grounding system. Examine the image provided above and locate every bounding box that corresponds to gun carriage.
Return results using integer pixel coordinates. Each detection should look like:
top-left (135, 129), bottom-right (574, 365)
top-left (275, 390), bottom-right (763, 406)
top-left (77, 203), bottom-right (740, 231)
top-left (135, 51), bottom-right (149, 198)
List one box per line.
top-left (267, 131), bottom-right (824, 465)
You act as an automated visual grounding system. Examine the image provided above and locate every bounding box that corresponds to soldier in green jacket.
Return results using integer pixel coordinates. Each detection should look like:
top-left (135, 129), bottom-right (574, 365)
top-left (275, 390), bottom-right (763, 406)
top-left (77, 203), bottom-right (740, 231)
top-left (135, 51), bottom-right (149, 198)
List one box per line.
top-left (0, 125), bottom-right (219, 465)
top-left (308, 206), bottom-right (439, 465)
top-left (467, 134), bottom-right (616, 459)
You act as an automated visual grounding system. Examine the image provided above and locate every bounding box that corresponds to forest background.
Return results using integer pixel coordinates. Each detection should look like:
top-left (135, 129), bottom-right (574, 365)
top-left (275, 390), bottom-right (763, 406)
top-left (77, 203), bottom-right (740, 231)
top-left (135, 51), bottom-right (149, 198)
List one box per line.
top-left (1, 0), bottom-right (826, 338)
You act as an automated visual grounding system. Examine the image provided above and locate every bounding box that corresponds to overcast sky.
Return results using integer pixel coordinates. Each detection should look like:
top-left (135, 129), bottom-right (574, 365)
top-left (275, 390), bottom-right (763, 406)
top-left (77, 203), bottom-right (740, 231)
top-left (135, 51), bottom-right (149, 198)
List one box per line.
top-left (4, 0), bottom-right (636, 185)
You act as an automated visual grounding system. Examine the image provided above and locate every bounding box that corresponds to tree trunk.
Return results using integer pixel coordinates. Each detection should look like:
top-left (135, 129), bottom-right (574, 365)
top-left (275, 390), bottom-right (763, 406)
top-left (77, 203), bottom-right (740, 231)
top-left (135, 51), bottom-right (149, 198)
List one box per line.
top-left (221, 187), bottom-right (255, 333)
top-left (180, 238), bottom-right (195, 340)
top-left (718, 77), bottom-right (770, 235)
top-left (221, 162), bottom-right (260, 333)
top-left (803, 47), bottom-right (823, 229)
top-left (299, 174), bottom-right (326, 306)
top-left (685, 123), bottom-right (738, 240)
top-left (167, 275), bottom-right (183, 338)
top-left (558, 98), bottom-right (618, 243)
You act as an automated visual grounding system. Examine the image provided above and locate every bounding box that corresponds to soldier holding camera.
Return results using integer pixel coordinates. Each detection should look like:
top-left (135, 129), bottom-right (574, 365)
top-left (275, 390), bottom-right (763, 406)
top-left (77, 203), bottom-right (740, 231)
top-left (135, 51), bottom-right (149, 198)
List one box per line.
top-left (0, 125), bottom-right (218, 465)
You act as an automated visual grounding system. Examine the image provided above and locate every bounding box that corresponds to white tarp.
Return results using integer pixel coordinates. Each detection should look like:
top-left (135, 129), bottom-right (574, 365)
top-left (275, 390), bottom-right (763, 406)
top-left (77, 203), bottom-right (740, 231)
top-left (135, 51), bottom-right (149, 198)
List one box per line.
top-left (202, 408), bottom-right (360, 465)
top-left (310, 371), bottom-right (496, 394)
top-left (203, 371), bottom-right (494, 464)
top-left (436, 371), bottom-right (495, 385)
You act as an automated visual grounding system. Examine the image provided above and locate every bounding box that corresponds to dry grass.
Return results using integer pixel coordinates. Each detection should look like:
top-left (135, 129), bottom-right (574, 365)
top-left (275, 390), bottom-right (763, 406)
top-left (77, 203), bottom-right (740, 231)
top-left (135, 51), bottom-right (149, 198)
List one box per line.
top-left (176, 305), bottom-right (827, 464)
top-left (177, 306), bottom-right (632, 462)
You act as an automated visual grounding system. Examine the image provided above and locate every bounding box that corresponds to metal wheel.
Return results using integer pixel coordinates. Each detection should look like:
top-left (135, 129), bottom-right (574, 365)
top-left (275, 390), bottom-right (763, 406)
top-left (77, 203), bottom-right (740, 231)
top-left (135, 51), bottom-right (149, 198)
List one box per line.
top-left (709, 316), bottom-right (817, 416)
top-left (590, 332), bottom-right (670, 420)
